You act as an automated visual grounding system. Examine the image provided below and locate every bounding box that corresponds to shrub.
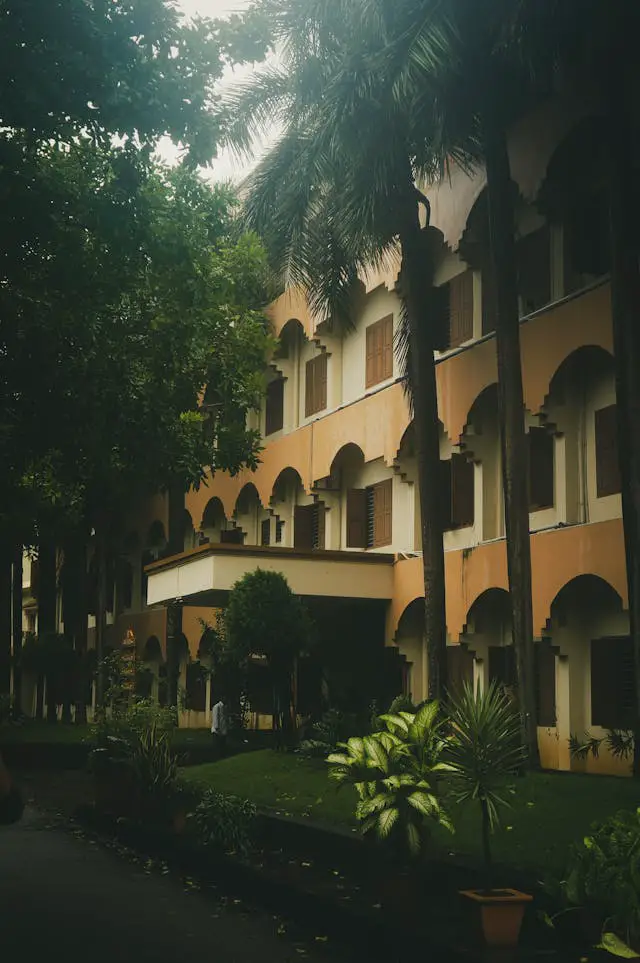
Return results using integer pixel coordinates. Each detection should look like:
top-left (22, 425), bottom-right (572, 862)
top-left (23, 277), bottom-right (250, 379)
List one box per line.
top-left (563, 808), bottom-right (640, 949)
top-left (328, 701), bottom-right (453, 856)
top-left (190, 790), bottom-right (257, 857)
top-left (298, 708), bottom-right (364, 758)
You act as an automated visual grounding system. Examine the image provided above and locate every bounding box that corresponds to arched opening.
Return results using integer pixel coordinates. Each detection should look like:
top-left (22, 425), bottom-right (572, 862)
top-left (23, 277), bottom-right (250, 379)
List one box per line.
top-left (538, 116), bottom-right (610, 299)
top-left (545, 346), bottom-right (618, 525)
top-left (461, 588), bottom-right (513, 695)
top-left (270, 467), bottom-right (310, 549)
top-left (137, 635), bottom-right (163, 700)
top-left (462, 384), bottom-right (500, 542)
top-left (394, 598), bottom-right (424, 703)
top-left (141, 520), bottom-right (166, 608)
top-left (183, 509), bottom-right (197, 552)
top-left (201, 496), bottom-right (227, 544)
top-left (233, 483), bottom-right (261, 545)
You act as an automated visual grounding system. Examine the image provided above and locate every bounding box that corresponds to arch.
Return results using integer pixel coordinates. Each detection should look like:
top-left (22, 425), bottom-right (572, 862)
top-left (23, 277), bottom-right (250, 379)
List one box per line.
top-left (201, 496), bottom-right (226, 529)
top-left (545, 344), bottom-right (615, 410)
top-left (142, 635), bottom-right (162, 662)
top-left (327, 442), bottom-right (366, 486)
top-left (268, 288), bottom-right (317, 340)
top-left (270, 466), bottom-right (305, 505)
top-left (436, 337), bottom-right (498, 444)
top-left (464, 588), bottom-right (511, 637)
top-left (537, 114), bottom-right (608, 217)
top-left (174, 632), bottom-right (190, 662)
top-left (549, 574), bottom-right (623, 626)
top-left (145, 520), bottom-right (167, 550)
top-left (234, 481), bottom-right (262, 517)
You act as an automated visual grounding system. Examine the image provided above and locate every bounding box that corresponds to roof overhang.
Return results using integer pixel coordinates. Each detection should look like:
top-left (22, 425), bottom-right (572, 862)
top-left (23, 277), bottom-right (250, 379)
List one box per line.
top-left (145, 542), bottom-right (395, 607)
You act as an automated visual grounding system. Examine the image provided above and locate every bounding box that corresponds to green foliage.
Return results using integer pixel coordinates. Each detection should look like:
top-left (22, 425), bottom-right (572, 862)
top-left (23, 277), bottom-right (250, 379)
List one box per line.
top-left (447, 681), bottom-right (526, 870)
top-left (570, 730), bottom-right (635, 765)
top-left (327, 701), bottom-right (453, 856)
top-left (190, 789), bottom-right (257, 857)
top-left (298, 708), bottom-right (365, 759)
top-left (563, 809), bottom-right (640, 951)
top-left (91, 697), bottom-right (177, 751)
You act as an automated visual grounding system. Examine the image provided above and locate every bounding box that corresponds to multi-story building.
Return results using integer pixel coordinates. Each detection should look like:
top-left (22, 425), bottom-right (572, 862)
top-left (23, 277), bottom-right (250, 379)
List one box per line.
top-left (19, 91), bottom-right (631, 775)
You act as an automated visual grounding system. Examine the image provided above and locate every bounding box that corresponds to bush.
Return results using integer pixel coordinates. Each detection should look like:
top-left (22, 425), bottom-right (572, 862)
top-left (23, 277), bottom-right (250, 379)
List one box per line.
top-left (563, 808), bottom-right (640, 949)
top-left (90, 698), bottom-right (177, 749)
top-left (189, 789), bottom-right (257, 857)
top-left (298, 708), bottom-right (364, 758)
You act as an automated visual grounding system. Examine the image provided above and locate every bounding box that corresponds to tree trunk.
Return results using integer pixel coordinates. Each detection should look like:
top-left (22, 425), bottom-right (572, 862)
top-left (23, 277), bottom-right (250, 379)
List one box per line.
top-left (64, 535), bottom-right (89, 724)
top-left (94, 532), bottom-right (107, 713)
top-left (482, 110), bottom-right (540, 768)
top-left (38, 534), bottom-right (58, 724)
top-left (0, 548), bottom-right (11, 696)
top-left (166, 480), bottom-right (185, 709)
top-left (480, 797), bottom-right (493, 892)
top-left (11, 546), bottom-right (23, 714)
top-left (607, 85), bottom-right (640, 774)
top-left (398, 205), bottom-right (448, 701)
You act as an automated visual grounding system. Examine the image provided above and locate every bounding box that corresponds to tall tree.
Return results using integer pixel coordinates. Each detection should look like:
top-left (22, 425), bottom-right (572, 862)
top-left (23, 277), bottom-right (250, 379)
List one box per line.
top-left (226, 0), bottom-right (477, 699)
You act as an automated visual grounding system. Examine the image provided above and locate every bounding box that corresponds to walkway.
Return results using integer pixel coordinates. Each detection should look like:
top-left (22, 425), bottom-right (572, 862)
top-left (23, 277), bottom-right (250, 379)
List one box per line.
top-left (0, 807), bottom-right (344, 963)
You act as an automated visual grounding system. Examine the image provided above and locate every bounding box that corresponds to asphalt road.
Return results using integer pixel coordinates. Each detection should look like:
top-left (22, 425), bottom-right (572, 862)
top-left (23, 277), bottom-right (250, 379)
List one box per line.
top-left (0, 807), bottom-right (343, 963)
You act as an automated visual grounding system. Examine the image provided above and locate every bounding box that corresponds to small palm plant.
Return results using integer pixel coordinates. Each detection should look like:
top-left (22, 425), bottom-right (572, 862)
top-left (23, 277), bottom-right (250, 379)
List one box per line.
top-left (447, 681), bottom-right (526, 885)
top-left (327, 701), bottom-right (453, 856)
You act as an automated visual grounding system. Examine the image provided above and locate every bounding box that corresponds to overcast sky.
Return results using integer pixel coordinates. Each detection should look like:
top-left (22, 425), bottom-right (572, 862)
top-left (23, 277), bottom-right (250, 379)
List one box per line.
top-left (164, 0), bottom-right (264, 181)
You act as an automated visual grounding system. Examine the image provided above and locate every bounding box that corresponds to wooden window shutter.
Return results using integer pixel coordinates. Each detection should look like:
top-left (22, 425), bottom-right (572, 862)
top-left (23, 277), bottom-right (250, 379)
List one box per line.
top-left (528, 428), bottom-right (555, 510)
top-left (451, 453), bottom-right (474, 528)
top-left (535, 639), bottom-right (556, 727)
top-left (595, 404), bottom-right (620, 497)
top-left (517, 226), bottom-right (551, 316)
top-left (366, 317), bottom-right (393, 388)
top-left (347, 489), bottom-right (367, 548)
top-left (294, 504), bottom-right (314, 550)
top-left (381, 315), bottom-right (393, 381)
top-left (369, 479), bottom-right (393, 548)
top-left (366, 487), bottom-right (375, 548)
top-left (305, 354), bottom-right (327, 416)
top-left (305, 358), bottom-right (314, 417)
top-left (265, 378), bottom-right (284, 435)
top-left (312, 502), bottom-right (326, 549)
top-left (449, 271), bottom-right (474, 348)
top-left (440, 459), bottom-right (453, 531)
top-left (260, 518), bottom-right (271, 546)
top-left (318, 353), bottom-right (327, 412)
top-left (221, 528), bottom-right (244, 545)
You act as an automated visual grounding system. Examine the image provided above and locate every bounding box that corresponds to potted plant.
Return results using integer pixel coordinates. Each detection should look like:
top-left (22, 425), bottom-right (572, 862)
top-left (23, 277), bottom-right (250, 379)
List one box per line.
top-left (448, 681), bottom-right (531, 948)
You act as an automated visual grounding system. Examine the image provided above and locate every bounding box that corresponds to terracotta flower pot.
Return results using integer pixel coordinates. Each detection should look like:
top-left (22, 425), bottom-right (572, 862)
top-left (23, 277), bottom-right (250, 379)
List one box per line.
top-left (460, 888), bottom-right (533, 947)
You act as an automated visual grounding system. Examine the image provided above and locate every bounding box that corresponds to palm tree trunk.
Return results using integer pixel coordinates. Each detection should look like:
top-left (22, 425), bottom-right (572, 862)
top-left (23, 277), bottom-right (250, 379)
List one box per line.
top-left (398, 196), bottom-right (448, 701)
top-left (64, 535), bottom-right (88, 724)
top-left (607, 84), bottom-right (640, 774)
top-left (11, 546), bottom-right (23, 713)
top-left (94, 532), bottom-right (107, 713)
top-left (482, 110), bottom-right (539, 768)
top-left (166, 479), bottom-right (185, 709)
top-left (0, 547), bottom-right (11, 697)
top-left (38, 534), bottom-right (58, 724)
top-left (480, 797), bottom-right (493, 891)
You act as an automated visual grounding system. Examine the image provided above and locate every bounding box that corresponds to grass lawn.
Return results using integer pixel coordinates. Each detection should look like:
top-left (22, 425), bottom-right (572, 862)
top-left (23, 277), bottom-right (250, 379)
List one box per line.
top-left (183, 749), bottom-right (640, 875)
top-left (0, 722), bottom-right (214, 747)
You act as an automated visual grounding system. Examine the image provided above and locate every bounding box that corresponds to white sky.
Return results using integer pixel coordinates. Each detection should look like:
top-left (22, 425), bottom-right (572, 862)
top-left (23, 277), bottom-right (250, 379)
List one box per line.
top-left (163, 0), bottom-right (265, 182)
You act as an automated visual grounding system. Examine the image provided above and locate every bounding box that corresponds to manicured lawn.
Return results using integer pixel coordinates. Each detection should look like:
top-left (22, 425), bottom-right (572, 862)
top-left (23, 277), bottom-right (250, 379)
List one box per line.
top-left (183, 749), bottom-right (640, 874)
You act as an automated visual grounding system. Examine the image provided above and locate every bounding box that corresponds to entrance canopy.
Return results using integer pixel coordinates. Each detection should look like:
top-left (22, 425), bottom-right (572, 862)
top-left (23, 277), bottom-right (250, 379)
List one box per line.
top-left (146, 542), bottom-right (394, 607)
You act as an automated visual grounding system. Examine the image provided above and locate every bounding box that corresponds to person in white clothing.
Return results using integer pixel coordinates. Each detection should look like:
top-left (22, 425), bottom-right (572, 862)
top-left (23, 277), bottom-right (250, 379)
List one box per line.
top-left (211, 698), bottom-right (228, 756)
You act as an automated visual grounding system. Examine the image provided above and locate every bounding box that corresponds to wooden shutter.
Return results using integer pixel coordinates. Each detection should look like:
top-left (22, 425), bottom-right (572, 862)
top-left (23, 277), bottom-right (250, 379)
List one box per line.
top-left (366, 486), bottom-right (375, 547)
top-left (528, 428), bottom-right (555, 510)
top-left (265, 378), bottom-right (284, 435)
top-left (294, 504), bottom-right (314, 550)
top-left (370, 478), bottom-right (393, 548)
top-left (489, 646), bottom-right (516, 687)
top-left (347, 489), bottom-right (367, 548)
top-left (275, 518), bottom-right (284, 544)
top-left (260, 518), bottom-right (271, 546)
top-left (449, 270), bottom-right (474, 348)
top-left (591, 636), bottom-right (636, 729)
top-left (447, 645), bottom-right (474, 696)
top-left (451, 453), bottom-right (474, 528)
top-left (517, 226), bottom-right (551, 315)
top-left (305, 354), bottom-right (327, 416)
top-left (595, 404), bottom-right (620, 497)
top-left (220, 528), bottom-right (244, 545)
top-left (366, 316), bottom-right (394, 388)
top-left (535, 639), bottom-right (556, 727)
top-left (381, 315), bottom-right (393, 380)
top-left (312, 502), bottom-right (326, 549)
top-left (440, 459), bottom-right (453, 531)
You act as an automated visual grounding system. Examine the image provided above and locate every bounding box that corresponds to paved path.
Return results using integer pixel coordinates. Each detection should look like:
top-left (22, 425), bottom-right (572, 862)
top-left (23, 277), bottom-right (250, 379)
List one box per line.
top-left (0, 808), bottom-right (343, 963)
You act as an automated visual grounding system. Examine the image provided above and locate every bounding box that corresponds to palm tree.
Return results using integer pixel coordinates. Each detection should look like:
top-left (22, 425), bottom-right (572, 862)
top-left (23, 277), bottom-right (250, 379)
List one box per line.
top-left (225, 0), bottom-right (477, 699)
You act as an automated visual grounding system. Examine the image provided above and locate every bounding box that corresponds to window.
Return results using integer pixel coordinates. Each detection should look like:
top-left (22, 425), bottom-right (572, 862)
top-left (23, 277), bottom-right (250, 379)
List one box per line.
top-left (305, 353), bottom-right (327, 417)
top-left (346, 479), bottom-right (392, 549)
top-left (293, 502), bottom-right (326, 550)
top-left (185, 663), bottom-right (207, 713)
top-left (448, 270), bottom-right (474, 348)
top-left (591, 636), bottom-right (636, 729)
top-left (260, 518), bottom-right (271, 546)
top-left (595, 404), bottom-right (620, 498)
top-left (535, 639), bottom-right (556, 727)
top-left (275, 517), bottom-right (284, 544)
top-left (564, 191), bottom-right (610, 296)
top-left (447, 645), bottom-right (474, 696)
top-left (441, 454), bottom-right (474, 530)
top-left (265, 378), bottom-right (284, 435)
top-left (220, 527), bottom-right (244, 545)
top-left (517, 226), bottom-right (551, 316)
top-left (365, 315), bottom-right (394, 388)
top-left (528, 428), bottom-right (554, 511)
